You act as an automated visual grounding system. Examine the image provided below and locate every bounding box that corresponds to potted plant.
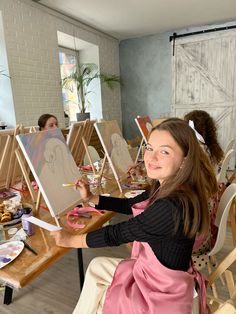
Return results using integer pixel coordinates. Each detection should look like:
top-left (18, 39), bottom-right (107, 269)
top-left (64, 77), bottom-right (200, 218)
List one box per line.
top-left (62, 62), bottom-right (121, 121)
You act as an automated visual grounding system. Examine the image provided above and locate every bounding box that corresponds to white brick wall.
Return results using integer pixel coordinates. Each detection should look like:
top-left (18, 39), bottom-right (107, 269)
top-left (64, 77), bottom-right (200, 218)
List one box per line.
top-left (0, 0), bottom-right (121, 128)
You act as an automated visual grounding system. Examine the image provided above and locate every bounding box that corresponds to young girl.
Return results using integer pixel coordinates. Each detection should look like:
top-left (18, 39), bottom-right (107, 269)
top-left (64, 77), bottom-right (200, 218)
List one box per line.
top-left (51, 118), bottom-right (217, 314)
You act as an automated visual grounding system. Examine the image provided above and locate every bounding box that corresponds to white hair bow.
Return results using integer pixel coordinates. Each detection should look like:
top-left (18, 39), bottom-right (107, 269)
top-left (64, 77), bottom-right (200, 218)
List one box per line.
top-left (188, 120), bottom-right (205, 144)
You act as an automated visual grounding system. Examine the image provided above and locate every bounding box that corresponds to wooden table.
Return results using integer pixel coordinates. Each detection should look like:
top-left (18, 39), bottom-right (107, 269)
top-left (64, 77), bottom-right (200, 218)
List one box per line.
top-left (0, 180), bottom-right (125, 305)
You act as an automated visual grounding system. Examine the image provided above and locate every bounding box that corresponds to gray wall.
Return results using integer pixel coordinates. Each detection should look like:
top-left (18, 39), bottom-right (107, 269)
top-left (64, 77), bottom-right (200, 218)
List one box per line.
top-left (120, 32), bottom-right (172, 139)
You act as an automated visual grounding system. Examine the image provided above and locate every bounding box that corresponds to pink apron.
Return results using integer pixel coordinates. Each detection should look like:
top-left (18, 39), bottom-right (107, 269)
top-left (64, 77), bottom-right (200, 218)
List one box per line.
top-left (103, 200), bottom-right (210, 314)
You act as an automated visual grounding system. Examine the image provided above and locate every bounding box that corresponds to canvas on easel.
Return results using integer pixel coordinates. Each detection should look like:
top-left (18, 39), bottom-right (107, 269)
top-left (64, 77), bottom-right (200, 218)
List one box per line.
top-left (16, 128), bottom-right (82, 222)
top-left (135, 115), bottom-right (153, 143)
top-left (0, 126), bottom-right (33, 190)
top-left (67, 119), bottom-right (96, 166)
top-left (67, 121), bottom-right (84, 162)
top-left (79, 119), bottom-right (96, 167)
top-left (94, 120), bottom-right (134, 192)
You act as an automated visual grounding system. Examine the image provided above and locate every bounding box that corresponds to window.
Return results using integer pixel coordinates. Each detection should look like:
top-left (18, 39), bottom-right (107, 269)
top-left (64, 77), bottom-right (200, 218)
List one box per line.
top-left (58, 48), bottom-right (78, 121)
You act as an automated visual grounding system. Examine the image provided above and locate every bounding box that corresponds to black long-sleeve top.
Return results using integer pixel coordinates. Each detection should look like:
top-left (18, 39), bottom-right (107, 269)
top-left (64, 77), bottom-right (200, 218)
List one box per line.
top-left (86, 191), bottom-right (195, 271)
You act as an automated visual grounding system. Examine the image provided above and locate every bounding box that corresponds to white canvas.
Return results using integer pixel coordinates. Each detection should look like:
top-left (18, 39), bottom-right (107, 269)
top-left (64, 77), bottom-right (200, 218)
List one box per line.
top-left (94, 120), bottom-right (133, 180)
top-left (16, 128), bottom-right (82, 217)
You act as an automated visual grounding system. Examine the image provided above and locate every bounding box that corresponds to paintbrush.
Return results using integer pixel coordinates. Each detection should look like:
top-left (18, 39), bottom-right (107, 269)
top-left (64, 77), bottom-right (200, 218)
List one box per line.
top-left (62, 182), bottom-right (99, 187)
top-left (62, 183), bottom-right (78, 187)
top-left (21, 240), bottom-right (38, 255)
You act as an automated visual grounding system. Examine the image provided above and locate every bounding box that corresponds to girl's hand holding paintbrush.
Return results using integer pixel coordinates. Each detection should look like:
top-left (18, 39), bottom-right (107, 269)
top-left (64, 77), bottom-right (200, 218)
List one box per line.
top-left (71, 177), bottom-right (99, 205)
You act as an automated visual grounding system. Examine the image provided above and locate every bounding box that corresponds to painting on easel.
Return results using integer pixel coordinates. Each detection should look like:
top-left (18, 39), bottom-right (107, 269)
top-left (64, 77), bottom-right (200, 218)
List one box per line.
top-left (16, 128), bottom-right (82, 218)
top-left (94, 120), bottom-right (134, 189)
top-left (135, 116), bottom-right (153, 143)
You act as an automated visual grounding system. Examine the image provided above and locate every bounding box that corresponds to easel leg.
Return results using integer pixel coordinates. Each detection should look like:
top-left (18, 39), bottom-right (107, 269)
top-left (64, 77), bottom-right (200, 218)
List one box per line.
top-left (77, 248), bottom-right (84, 290)
top-left (15, 148), bottom-right (36, 203)
top-left (135, 138), bottom-right (144, 164)
top-left (35, 190), bottom-right (42, 215)
top-left (4, 285), bottom-right (13, 305)
top-left (82, 137), bottom-right (96, 175)
top-left (97, 155), bottom-right (107, 186)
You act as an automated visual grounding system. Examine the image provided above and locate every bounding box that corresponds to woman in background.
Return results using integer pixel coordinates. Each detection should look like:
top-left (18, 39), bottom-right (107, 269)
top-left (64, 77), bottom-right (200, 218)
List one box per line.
top-left (184, 110), bottom-right (224, 169)
top-left (38, 113), bottom-right (58, 131)
top-left (51, 118), bottom-right (217, 314)
top-left (184, 110), bottom-right (225, 266)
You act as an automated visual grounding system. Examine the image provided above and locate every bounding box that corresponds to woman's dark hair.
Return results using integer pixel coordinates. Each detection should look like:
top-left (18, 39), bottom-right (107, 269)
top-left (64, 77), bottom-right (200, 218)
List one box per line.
top-left (38, 114), bottom-right (57, 131)
top-left (148, 118), bottom-right (218, 238)
top-left (184, 110), bottom-right (224, 166)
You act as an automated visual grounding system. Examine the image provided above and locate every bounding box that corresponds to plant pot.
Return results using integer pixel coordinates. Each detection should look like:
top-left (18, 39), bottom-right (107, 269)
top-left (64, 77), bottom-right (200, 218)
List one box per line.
top-left (76, 112), bottom-right (90, 121)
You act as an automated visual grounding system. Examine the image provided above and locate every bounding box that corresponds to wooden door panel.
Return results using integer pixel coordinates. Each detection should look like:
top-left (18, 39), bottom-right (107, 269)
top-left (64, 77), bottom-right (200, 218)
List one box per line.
top-left (172, 31), bottom-right (236, 168)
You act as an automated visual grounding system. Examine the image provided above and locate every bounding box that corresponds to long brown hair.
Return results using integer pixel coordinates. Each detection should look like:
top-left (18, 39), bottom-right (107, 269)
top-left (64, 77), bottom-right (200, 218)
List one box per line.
top-left (184, 110), bottom-right (224, 166)
top-left (148, 118), bottom-right (217, 238)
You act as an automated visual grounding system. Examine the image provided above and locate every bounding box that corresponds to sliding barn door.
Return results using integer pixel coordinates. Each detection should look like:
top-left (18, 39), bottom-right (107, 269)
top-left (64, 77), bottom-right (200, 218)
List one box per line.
top-left (172, 30), bottom-right (236, 164)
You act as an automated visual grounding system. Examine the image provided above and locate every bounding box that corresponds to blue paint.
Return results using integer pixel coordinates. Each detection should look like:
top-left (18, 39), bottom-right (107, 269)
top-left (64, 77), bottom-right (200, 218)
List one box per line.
top-left (0, 256), bottom-right (11, 263)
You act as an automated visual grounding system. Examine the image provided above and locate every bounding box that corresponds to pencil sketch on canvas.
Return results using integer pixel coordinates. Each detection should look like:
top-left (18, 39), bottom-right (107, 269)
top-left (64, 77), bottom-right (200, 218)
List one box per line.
top-left (135, 116), bottom-right (153, 143)
top-left (16, 128), bottom-right (82, 217)
top-left (94, 120), bottom-right (133, 180)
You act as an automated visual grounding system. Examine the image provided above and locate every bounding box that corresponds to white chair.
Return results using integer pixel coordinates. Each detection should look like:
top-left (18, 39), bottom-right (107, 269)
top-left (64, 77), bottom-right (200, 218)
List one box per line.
top-left (193, 184), bottom-right (236, 300)
top-left (217, 149), bottom-right (234, 184)
top-left (209, 183), bottom-right (236, 256)
top-left (225, 138), bottom-right (236, 155)
top-left (225, 138), bottom-right (236, 171)
top-left (83, 145), bottom-right (100, 165)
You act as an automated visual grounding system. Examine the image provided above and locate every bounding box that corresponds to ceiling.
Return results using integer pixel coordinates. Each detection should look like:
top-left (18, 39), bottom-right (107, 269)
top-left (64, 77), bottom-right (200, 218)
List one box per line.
top-left (36, 0), bottom-right (236, 40)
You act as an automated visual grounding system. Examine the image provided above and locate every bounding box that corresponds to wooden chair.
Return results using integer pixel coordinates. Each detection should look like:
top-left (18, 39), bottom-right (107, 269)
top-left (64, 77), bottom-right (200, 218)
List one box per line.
top-left (213, 301), bottom-right (236, 314)
top-left (207, 247), bottom-right (236, 313)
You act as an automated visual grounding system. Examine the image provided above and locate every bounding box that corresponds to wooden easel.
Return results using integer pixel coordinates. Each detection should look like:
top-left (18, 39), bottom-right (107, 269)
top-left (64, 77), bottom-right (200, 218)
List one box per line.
top-left (14, 147), bottom-right (37, 204)
top-left (134, 137), bottom-right (144, 164)
top-left (81, 135), bottom-right (110, 190)
top-left (5, 126), bottom-right (22, 189)
top-left (82, 137), bottom-right (96, 174)
top-left (134, 115), bottom-right (153, 164)
top-left (0, 126), bottom-right (40, 216)
top-left (0, 133), bottom-right (12, 188)
top-left (67, 119), bottom-right (96, 166)
top-left (67, 121), bottom-right (84, 164)
top-left (77, 119), bottom-right (96, 165)
top-left (94, 120), bottom-right (134, 193)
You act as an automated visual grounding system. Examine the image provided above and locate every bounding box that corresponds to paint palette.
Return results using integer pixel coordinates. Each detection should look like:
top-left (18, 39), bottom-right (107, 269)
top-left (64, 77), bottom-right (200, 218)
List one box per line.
top-left (124, 190), bottom-right (146, 199)
top-left (0, 241), bottom-right (24, 269)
